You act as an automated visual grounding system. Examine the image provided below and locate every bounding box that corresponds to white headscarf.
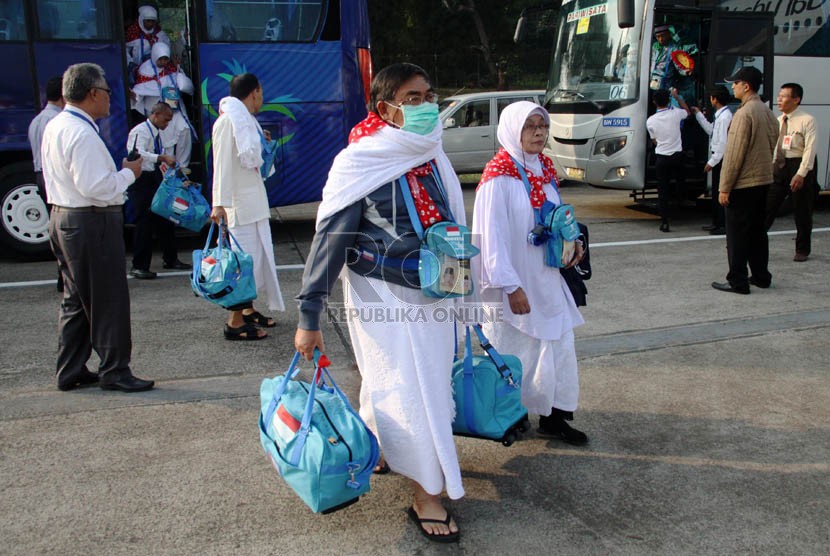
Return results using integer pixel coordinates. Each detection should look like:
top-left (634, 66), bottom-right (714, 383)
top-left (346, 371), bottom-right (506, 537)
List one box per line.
top-left (496, 101), bottom-right (550, 173)
top-left (151, 42), bottom-right (170, 66)
top-left (138, 5), bottom-right (158, 35)
top-left (218, 96), bottom-right (264, 170)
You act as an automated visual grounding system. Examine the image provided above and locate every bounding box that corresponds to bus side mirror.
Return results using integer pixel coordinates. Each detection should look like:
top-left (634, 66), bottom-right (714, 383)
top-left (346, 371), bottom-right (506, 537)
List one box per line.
top-left (618, 0), bottom-right (635, 28)
top-left (514, 11), bottom-right (527, 44)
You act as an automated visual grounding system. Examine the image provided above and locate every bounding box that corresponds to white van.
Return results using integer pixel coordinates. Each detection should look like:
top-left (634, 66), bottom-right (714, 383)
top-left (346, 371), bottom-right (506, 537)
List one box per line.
top-left (439, 90), bottom-right (544, 173)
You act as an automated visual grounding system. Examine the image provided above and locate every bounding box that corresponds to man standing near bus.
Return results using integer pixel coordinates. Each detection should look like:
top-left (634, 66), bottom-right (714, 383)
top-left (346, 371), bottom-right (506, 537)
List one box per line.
top-left (127, 102), bottom-right (190, 279)
top-left (712, 67), bottom-right (778, 295)
top-left (647, 87), bottom-right (690, 232)
top-left (766, 83), bottom-right (819, 262)
top-left (28, 76), bottom-right (65, 291)
top-left (42, 63), bottom-right (154, 392)
top-left (692, 85), bottom-right (733, 235)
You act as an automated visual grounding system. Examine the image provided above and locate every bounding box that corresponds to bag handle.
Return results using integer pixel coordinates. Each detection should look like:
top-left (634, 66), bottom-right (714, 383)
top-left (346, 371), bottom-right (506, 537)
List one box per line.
top-left (469, 324), bottom-right (520, 387)
top-left (263, 350), bottom-right (380, 482)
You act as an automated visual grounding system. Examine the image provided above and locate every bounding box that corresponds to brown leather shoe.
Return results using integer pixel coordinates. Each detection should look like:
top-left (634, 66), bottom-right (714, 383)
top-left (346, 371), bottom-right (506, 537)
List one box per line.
top-left (793, 252), bottom-right (808, 262)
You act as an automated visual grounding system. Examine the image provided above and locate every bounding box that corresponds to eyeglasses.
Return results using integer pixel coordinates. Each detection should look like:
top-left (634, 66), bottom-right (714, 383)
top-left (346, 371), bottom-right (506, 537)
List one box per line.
top-left (522, 123), bottom-right (550, 133)
top-left (389, 92), bottom-right (439, 107)
top-left (92, 86), bottom-right (112, 95)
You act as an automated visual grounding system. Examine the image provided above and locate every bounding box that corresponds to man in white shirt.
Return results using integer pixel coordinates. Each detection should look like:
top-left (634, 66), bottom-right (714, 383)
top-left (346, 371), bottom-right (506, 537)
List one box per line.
top-left (28, 76), bottom-right (65, 291)
top-left (692, 85), bottom-right (733, 235)
top-left (28, 76), bottom-right (64, 199)
top-left (646, 87), bottom-right (690, 232)
top-left (42, 63), bottom-right (154, 393)
top-left (126, 102), bottom-right (190, 279)
top-left (766, 82), bottom-right (819, 262)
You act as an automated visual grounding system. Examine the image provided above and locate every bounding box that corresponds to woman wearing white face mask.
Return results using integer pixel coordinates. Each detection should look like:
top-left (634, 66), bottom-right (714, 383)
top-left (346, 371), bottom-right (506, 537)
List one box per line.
top-left (295, 63), bottom-right (465, 543)
top-left (472, 101), bottom-right (589, 446)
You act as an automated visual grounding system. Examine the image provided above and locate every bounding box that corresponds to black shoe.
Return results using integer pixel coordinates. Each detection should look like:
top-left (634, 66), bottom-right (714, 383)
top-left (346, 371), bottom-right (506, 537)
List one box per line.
top-left (100, 375), bottom-right (155, 393)
top-left (129, 268), bottom-right (157, 279)
top-left (538, 416), bottom-right (589, 445)
top-left (711, 281), bottom-right (750, 295)
top-left (659, 221), bottom-right (670, 233)
top-left (57, 370), bottom-right (99, 392)
top-left (709, 227), bottom-right (726, 235)
top-left (749, 276), bottom-right (771, 289)
top-left (163, 259), bottom-right (191, 270)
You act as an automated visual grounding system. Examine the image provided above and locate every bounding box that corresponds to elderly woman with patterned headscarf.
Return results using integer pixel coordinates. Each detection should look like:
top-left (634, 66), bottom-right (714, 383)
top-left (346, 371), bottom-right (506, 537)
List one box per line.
top-left (472, 101), bottom-right (589, 446)
top-left (132, 41), bottom-right (195, 166)
top-left (126, 5), bottom-right (170, 72)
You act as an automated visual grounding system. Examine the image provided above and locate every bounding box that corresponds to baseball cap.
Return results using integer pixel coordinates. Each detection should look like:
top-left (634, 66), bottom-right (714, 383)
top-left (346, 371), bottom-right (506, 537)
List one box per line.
top-left (726, 66), bottom-right (762, 91)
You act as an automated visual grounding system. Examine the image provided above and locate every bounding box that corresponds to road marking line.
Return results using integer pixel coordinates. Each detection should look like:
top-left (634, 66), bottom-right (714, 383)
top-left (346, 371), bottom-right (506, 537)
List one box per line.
top-left (1, 228), bottom-right (827, 289)
top-left (592, 226), bottom-right (830, 248)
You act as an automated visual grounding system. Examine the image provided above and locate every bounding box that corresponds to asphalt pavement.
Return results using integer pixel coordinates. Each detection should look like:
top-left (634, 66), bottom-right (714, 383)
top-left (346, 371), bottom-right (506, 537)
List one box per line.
top-left (1, 184), bottom-right (828, 555)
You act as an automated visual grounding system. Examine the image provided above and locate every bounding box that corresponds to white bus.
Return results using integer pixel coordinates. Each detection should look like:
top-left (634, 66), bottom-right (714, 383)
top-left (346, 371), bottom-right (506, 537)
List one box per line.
top-left (527, 0), bottom-right (830, 197)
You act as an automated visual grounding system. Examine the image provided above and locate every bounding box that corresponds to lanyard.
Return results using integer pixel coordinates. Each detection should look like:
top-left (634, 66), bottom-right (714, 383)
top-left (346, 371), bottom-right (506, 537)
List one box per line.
top-left (145, 121), bottom-right (163, 153)
top-left (66, 109), bottom-right (99, 134)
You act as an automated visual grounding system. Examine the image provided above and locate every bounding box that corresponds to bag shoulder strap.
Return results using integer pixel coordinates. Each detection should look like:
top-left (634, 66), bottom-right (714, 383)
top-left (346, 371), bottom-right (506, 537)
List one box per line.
top-left (397, 160), bottom-right (455, 241)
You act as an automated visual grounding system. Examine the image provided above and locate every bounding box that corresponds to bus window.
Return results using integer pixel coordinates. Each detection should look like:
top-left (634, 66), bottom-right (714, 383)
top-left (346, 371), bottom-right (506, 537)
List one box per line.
top-left (206, 0), bottom-right (324, 42)
top-left (0, 0), bottom-right (25, 40)
top-left (36, 0), bottom-right (113, 40)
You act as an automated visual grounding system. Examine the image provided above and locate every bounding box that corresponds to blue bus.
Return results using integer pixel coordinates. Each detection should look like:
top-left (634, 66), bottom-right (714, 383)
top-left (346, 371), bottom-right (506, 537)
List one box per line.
top-left (0, 0), bottom-right (372, 257)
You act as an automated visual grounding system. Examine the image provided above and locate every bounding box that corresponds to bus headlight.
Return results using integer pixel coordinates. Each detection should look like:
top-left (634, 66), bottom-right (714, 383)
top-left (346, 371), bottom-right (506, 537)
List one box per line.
top-left (593, 136), bottom-right (627, 156)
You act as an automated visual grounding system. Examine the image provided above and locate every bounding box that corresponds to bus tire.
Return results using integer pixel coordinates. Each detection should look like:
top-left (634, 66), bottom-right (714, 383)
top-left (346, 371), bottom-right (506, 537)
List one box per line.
top-left (0, 171), bottom-right (52, 258)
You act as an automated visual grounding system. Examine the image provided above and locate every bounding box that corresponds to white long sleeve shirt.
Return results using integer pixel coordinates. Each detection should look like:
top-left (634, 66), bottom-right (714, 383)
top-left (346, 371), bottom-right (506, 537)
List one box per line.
top-left (695, 106), bottom-right (732, 168)
top-left (127, 119), bottom-right (164, 172)
top-left (27, 103), bottom-right (62, 172)
top-left (41, 106), bottom-right (135, 207)
top-left (211, 114), bottom-right (269, 227)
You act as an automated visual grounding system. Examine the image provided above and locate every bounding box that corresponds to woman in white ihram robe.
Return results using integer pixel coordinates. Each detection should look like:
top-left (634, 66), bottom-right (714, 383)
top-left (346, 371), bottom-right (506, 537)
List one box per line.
top-left (472, 101), bottom-right (589, 444)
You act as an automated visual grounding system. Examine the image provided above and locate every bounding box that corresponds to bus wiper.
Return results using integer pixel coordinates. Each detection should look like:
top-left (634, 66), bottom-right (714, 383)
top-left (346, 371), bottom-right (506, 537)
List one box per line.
top-left (550, 89), bottom-right (602, 111)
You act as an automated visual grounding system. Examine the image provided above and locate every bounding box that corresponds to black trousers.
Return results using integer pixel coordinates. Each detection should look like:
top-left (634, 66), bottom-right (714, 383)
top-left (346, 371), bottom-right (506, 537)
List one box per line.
top-left (765, 157), bottom-right (819, 256)
top-left (49, 208), bottom-right (133, 385)
top-left (129, 170), bottom-right (177, 270)
top-left (655, 152), bottom-right (685, 221)
top-left (710, 163), bottom-right (725, 228)
top-left (725, 185), bottom-right (772, 289)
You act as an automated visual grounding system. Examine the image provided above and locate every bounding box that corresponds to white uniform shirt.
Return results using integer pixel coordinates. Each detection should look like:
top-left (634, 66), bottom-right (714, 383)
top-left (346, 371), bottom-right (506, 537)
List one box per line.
top-left (695, 106), bottom-right (732, 168)
top-left (27, 103), bottom-right (62, 172)
top-left (772, 107), bottom-right (818, 177)
top-left (127, 120), bottom-right (164, 172)
top-left (41, 106), bottom-right (135, 207)
top-left (211, 114), bottom-right (269, 227)
top-left (646, 107), bottom-right (687, 155)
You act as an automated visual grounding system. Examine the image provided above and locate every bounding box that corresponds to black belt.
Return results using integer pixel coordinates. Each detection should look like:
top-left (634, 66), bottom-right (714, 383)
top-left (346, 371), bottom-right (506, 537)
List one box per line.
top-left (52, 205), bottom-right (122, 213)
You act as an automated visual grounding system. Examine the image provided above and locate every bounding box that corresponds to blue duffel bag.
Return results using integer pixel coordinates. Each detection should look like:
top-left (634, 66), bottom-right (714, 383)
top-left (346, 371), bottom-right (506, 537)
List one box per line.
top-left (190, 222), bottom-right (257, 309)
top-left (258, 351), bottom-right (380, 514)
top-left (452, 325), bottom-right (529, 446)
top-left (150, 164), bottom-right (210, 232)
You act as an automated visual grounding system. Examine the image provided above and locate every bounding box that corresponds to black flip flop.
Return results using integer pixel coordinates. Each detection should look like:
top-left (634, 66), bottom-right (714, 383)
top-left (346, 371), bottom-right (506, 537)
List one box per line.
top-left (243, 311), bottom-right (276, 328)
top-left (224, 322), bottom-right (267, 341)
top-left (373, 461), bottom-right (390, 475)
top-left (407, 506), bottom-right (460, 544)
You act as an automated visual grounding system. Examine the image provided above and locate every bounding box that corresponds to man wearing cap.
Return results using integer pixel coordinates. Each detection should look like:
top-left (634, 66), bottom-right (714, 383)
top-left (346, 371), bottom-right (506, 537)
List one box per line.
top-left (766, 83), bottom-right (819, 262)
top-left (649, 24), bottom-right (697, 104)
top-left (692, 85), bottom-right (733, 235)
top-left (712, 67), bottom-right (778, 295)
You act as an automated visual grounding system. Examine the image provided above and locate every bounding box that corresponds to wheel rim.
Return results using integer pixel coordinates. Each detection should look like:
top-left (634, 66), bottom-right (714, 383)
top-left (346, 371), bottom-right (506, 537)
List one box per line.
top-left (1, 182), bottom-right (50, 245)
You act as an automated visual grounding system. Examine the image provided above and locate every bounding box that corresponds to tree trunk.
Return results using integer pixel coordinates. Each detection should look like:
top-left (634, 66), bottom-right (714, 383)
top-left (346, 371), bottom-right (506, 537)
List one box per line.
top-left (442, 0), bottom-right (499, 86)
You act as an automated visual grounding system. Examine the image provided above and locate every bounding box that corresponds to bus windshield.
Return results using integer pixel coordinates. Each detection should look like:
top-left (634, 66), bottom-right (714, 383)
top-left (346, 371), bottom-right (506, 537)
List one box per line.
top-left (546, 0), bottom-right (638, 111)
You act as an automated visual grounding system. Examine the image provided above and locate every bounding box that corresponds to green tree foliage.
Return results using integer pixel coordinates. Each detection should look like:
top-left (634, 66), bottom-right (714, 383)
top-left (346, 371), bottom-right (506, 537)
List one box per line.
top-left (369, 0), bottom-right (555, 92)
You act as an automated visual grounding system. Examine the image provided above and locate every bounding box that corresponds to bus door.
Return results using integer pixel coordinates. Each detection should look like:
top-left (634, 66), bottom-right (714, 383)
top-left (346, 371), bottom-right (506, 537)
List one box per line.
top-left (29, 0), bottom-right (129, 161)
top-left (705, 11), bottom-right (774, 101)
